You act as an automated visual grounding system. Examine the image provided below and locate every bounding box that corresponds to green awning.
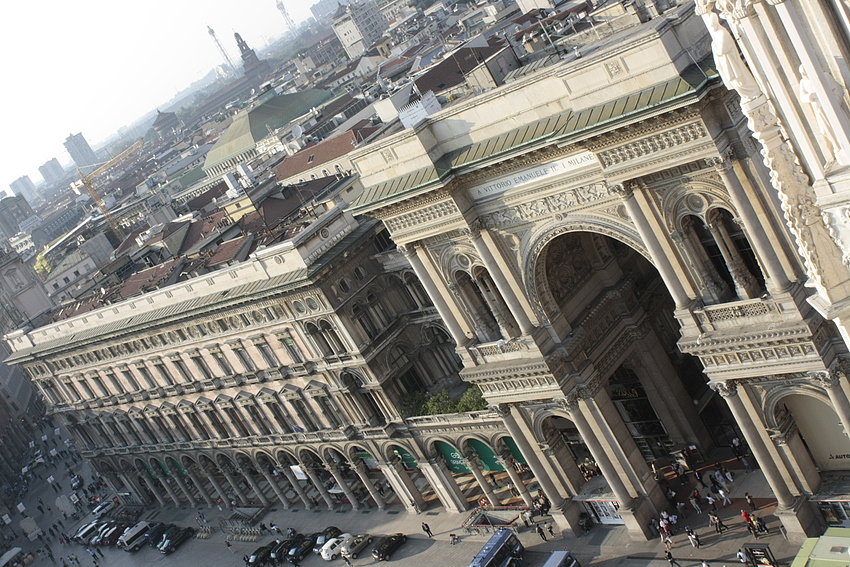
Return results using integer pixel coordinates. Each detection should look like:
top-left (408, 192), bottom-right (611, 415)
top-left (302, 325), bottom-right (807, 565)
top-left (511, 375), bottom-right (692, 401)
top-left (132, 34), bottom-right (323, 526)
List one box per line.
top-left (436, 441), bottom-right (470, 474)
top-left (392, 445), bottom-right (419, 470)
top-left (469, 439), bottom-right (504, 472)
top-left (155, 460), bottom-right (171, 478)
top-left (142, 462), bottom-right (157, 480)
top-left (167, 458), bottom-right (186, 477)
top-left (503, 437), bottom-right (527, 464)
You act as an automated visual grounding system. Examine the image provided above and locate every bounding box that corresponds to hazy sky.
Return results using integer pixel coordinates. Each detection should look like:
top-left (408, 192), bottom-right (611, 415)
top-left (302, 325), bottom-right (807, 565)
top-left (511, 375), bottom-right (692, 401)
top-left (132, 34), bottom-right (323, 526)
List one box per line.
top-left (1, 0), bottom-right (314, 190)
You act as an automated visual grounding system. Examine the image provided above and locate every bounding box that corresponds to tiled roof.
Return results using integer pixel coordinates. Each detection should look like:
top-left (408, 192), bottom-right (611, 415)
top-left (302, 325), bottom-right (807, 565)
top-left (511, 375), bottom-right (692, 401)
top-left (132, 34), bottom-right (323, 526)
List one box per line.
top-left (185, 180), bottom-right (228, 212)
top-left (178, 209), bottom-right (233, 256)
top-left (414, 46), bottom-right (501, 94)
top-left (205, 235), bottom-right (253, 267)
top-left (275, 130), bottom-right (366, 180)
top-left (112, 258), bottom-right (184, 300)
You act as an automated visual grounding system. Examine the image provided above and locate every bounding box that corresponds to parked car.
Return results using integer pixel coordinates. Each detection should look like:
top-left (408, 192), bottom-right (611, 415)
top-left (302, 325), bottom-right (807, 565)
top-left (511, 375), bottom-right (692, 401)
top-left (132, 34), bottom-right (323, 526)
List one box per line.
top-left (156, 526), bottom-right (180, 551)
top-left (371, 533), bottom-right (407, 561)
top-left (270, 538), bottom-right (298, 564)
top-left (91, 524), bottom-right (119, 546)
top-left (313, 526), bottom-right (342, 554)
top-left (92, 501), bottom-right (112, 519)
top-left (247, 542), bottom-right (275, 566)
top-left (71, 475), bottom-right (83, 490)
top-left (73, 522), bottom-right (101, 544)
top-left (341, 534), bottom-right (373, 559)
top-left (160, 527), bottom-right (196, 554)
top-left (320, 534), bottom-right (352, 561)
top-left (102, 524), bottom-right (131, 547)
top-left (145, 523), bottom-right (171, 547)
top-left (286, 533), bottom-right (318, 563)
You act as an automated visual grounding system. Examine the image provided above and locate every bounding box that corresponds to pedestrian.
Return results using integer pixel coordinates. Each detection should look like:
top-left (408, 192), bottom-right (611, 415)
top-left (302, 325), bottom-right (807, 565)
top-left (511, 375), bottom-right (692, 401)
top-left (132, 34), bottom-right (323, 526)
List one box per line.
top-left (523, 509), bottom-right (534, 527)
top-left (545, 522), bottom-right (554, 537)
top-left (535, 525), bottom-right (547, 542)
top-left (412, 501), bottom-right (421, 514)
top-left (422, 522), bottom-right (433, 537)
top-left (745, 492), bottom-right (756, 511)
top-left (450, 534), bottom-right (459, 545)
top-left (226, 541), bottom-right (234, 553)
top-left (746, 521), bottom-right (758, 538)
top-left (741, 510), bottom-right (751, 524)
top-left (668, 513), bottom-right (679, 534)
top-left (343, 557), bottom-right (353, 566)
top-left (701, 562), bottom-right (711, 567)
top-left (686, 528), bottom-right (700, 549)
top-left (95, 548), bottom-right (103, 558)
top-left (718, 488), bottom-right (732, 507)
top-left (705, 494), bottom-right (717, 511)
top-left (676, 500), bottom-right (687, 518)
top-left (724, 468), bottom-right (735, 485)
top-left (665, 550), bottom-right (680, 566)
top-left (737, 549), bottom-right (747, 563)
top-left (741, 456), bottom-right (754, 473)
top-left (689, 496), bottom-right (702, 514)
top-left (243, 555), bottom-right (250, 566)
top-left (662, 534), bottom-right (673, 550)
top-left (259, 523), bottom-right (269, 533)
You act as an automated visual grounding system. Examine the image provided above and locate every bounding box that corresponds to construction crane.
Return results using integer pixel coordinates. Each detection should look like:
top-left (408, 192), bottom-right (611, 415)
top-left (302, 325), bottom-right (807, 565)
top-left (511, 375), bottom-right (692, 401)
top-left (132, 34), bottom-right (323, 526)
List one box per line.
top-left (77, 140), bottom-right (144, 241)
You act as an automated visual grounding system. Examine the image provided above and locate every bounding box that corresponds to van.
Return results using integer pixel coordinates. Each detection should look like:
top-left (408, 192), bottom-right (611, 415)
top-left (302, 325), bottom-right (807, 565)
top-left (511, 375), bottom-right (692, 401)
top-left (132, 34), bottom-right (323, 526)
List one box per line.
top-left (118, 521), bottom-right (151, 552)
top-left (73, 521), bottom-right (101, 543)
top-left (541, 551), bottom-right (580, 567)
top-left (92, 501), bottom-right (112, 519)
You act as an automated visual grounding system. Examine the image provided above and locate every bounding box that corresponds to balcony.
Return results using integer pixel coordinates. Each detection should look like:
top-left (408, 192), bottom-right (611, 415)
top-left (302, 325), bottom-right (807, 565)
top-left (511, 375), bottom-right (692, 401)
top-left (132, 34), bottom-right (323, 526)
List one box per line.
top-left (693, 297), bottom-right (784, 332)
top-left (468, 338), bottom-right (535, 365)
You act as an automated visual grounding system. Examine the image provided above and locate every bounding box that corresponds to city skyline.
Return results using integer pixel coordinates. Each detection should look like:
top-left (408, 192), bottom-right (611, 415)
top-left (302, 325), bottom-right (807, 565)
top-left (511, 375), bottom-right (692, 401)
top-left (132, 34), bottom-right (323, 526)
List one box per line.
top-left (1, 0), bottom-right (312, 189)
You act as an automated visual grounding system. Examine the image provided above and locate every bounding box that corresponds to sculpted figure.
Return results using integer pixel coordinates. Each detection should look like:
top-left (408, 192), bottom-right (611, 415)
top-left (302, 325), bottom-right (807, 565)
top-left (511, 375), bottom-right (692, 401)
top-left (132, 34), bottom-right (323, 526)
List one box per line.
top-left (701, 11), bottom-right (761, 101)
top-left (799, 65), bottom-right (848, 165)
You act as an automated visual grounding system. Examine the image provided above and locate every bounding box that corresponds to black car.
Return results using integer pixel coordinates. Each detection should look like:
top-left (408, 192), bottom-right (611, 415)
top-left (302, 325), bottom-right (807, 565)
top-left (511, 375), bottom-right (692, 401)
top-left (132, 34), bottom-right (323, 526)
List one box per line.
top-left (270, 538), bottom-right (297, 564)
top-left (146, 523), bottom-right (173, 547)
top-left (313, 526), bottom-right (342, 554)
top-left (247, 543), bottom-right (275, 566)
top-left (160, 526), bottom-right (196, 554)
top-left (287, 532), bottom-right (319, 563)
top-left (371, 533), bottom-right (407, 561)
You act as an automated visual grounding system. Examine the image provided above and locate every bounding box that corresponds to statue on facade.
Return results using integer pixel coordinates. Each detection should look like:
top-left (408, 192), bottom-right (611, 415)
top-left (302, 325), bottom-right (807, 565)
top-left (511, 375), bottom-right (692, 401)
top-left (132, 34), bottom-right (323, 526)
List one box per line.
top-left (701, 10), bottom-right (762, 101)
top-left (799, 65), bottom-right (848, 165)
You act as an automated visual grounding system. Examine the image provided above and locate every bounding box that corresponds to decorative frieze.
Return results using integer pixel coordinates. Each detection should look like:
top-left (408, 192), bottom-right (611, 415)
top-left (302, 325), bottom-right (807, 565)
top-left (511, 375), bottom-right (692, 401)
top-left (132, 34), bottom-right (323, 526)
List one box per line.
top-left (595, 122), bottom-right (709, 168)
top-left (481, 183), bottom-right (617, 228)
top-left (385, 200), bottom-right (460, 233)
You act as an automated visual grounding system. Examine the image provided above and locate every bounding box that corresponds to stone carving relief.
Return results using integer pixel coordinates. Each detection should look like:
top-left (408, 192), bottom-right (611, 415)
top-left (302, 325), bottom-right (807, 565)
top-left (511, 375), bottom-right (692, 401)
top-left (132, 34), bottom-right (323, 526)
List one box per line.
top-left (596, 123), bottom-right (709, 168)
top-left (385, 200), bottom-right (459, 233)
top-left (481, 183), bottom-right (616, 228)
top-left (543, 234), bottom-right (592, 306)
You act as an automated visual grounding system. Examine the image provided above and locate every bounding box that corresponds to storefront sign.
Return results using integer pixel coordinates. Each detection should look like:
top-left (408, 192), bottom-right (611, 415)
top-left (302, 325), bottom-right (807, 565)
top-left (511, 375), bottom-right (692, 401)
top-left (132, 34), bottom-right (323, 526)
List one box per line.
top-left (469, 151), bottom-right (599, 200)
top-left (436, 441), bottom-right (470, 474)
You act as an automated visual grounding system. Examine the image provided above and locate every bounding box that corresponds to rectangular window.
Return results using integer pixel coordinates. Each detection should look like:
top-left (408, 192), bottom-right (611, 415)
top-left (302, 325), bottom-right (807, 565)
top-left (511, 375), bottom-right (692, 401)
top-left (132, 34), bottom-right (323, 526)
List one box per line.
top-left (64, 381), bottom-right (81, 401)
top-left (191, 356), bottom-right (213, 380)
top-left (138, 366), bottom-right (157, 389)
top-left (213, 351), bottom-right (233, 375)
top-left (106, 372), bottom-right (125, 394)
top-left (233, 348), bottom-right (255, 373)
top-left (255, 341), bottom-right (279, 368)
top-left (92, 375), bottom-right (109, 396)
top-left (282, 337), bottom-right (303, 364)
top-left (154, 363), bottom-right (175, 386)
top-left (79, 380), bottom-right (94, 399)
top-left (121, 370), bottom-right (140, 391)
top-left (172, 359), bottom-right (193, 383)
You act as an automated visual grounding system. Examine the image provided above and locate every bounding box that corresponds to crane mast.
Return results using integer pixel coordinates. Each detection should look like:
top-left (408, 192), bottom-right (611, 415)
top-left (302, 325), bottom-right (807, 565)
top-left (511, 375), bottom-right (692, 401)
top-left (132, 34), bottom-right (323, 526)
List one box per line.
top-left (78, 140), bottom-right (144, 241)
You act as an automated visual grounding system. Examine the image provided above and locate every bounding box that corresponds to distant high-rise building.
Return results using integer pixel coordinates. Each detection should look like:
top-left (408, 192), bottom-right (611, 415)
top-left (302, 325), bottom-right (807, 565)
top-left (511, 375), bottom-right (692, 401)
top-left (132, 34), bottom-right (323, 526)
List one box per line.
top-left (310, 0), bottom-right (341, 22)
top-left (235, 32), bottom-right (271, 83)
top-left (9, 176), bottom-right (36, 202)
top-left (277, 1), bottom-right (296, 32)
top-left (332, 0), bottom-right (388, 59)
top-left (64, 133), bottom-right (99, 169)
top-left (38, 158), bottom-right (65, 186)
top-left (0, 194), bottom-right (35, 241)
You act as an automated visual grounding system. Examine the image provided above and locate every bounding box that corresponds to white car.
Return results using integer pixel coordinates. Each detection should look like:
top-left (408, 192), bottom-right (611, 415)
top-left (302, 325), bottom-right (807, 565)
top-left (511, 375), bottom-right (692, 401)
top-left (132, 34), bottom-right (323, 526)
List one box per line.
top-left (320, 533), bottom-right (352, 561)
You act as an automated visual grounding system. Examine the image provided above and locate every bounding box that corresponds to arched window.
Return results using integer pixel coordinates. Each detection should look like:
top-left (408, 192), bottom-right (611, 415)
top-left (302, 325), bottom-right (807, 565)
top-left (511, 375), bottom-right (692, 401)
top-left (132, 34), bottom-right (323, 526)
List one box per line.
top-left (319, 320), bottom-right (346, 354)
top-left (306, 322), bottom-right (333, 356)
top-left (405, 272), bottom-right (431, 307)
top-left (353, 303), bottom-right (379, 339)
top-left (391, 275), bottom-right (417, 311)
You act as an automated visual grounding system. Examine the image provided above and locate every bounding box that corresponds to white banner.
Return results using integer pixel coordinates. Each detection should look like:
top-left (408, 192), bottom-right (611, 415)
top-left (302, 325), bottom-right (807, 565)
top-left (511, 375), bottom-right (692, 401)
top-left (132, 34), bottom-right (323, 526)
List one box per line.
top-left (289, 465), bottom-right (307, 481)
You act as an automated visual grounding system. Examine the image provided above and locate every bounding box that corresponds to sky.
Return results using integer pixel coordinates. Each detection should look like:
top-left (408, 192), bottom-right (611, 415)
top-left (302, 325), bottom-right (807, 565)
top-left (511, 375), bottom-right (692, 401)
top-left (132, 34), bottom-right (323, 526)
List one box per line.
top-left (1, 0), bottom-right (314, 190)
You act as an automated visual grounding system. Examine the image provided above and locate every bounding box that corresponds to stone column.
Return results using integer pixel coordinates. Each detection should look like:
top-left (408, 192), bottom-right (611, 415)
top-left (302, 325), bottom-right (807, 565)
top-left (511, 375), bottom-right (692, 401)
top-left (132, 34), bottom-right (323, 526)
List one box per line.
top-left (221, 467), bottom-right (249, 505)
top-left (706, 216), bottom-right (760, 299)
top-left (812, 369), bottom-right (850, 440)
top-left (261, 470), bottom-right (290, 509)
top-left (141, 473), bottom-right (168, 507)
top-left (400, 243), bottom-right (470, 345)
top-left (495, 455), bottom-right (533, 507)
top-left (417, 458), bottom-right (469, 513)
top-left (159, 477), bottom-right (182, 505)
top-left (170, 469), bottom-right (197, 505)
top-left (203, 467), bottom-right (230, 508)
top-left (712, 382), bottom-right (794, 506)
top-left (352, 462), bottom-right (384, 509)
top-left (238, 467), bottom-right (270, 507)
top-left (280, 464), bottom-right (314, 509)
top-left (301, 462), bottom-right (335, 510)
top-left (378, 459), bottom-right (425, 512)
top-left (464, 454), bottom-right (500, 506)
top-left (615, 184), bottom-right (691, 307)
top-left (468, 223), bottom-right (534, 334)
top-left (707, 153), bottom-right (791, 292)
top-left (186, 469), bottom-right (215, 507)
top-left (119, 473), bottom-right (150, 506)
top-left (325, 463), bottom-right (360, 510)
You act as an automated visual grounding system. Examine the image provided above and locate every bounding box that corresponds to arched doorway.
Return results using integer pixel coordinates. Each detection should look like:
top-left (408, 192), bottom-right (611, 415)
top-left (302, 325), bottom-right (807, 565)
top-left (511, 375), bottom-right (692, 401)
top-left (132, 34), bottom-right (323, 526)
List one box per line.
top-left (780, 393), bottom-right (850, 471)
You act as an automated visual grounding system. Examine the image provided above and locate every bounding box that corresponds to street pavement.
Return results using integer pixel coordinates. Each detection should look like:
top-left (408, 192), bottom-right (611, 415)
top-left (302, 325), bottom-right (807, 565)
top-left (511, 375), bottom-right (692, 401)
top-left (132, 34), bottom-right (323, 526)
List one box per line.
top-left (7, 445), bottom-right (803, 567)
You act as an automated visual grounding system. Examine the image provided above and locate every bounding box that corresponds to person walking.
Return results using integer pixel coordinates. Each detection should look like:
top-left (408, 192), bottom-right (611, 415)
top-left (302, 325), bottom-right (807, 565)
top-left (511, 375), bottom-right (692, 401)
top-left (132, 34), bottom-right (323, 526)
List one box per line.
top-left (689, 496), bottom-right (702, 514)
top-left (741, 510), bottom-right (751, 524)
top-left (662, 534), bottom-right (673, 550)
top-left (342, 556), bottom-right (353, 566)
top-left (718, 487), bottom-right (732, 507)
top-left (705, 494), bottom-right (717, 512)
top-left (226, 541), bottom-right (234, 553)
top-left (745, 493), bottom-right (757, 511)
top-left (544, 522), bottom-right (554, 538)
top-left (741, 456), bottom-right (754, 473)
top-left (665, 550), bottom-right (681, 566)
top-left (757, 515), bottom-right (769, 534)
top-left (686, 528), bottom-right (701, 549)
top-left (737, 549), bottom-right (748, 563)
top-left (535, 525), bottom-right (547, 542)
top-left (421, 522), bottom-right (433, 538)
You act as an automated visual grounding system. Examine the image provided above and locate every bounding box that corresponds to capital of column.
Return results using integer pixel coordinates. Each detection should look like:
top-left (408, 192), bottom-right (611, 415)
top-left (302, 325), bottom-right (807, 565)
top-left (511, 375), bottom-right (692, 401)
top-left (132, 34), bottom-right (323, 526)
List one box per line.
top-left (488, 403), bottom-right (513, 418)
top-left (710, 380), bottom-right (739, 398)
top-left (397, 243), bottom-right (418, 258)
top-left (810, 370), bottom-right (841, 390)
top-left (556, 396), bottom-right (579, 413)
top-left (609, 181), bottom-right (634, 200)
top-left (467, 218), bottom-right (484, 240)
top-left (705, 149), bottom-right (735, 172)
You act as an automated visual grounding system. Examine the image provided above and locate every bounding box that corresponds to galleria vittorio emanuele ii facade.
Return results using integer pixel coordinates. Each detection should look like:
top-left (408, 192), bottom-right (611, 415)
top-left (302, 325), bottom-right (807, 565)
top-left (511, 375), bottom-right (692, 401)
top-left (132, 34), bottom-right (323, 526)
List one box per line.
top-left (8, 0), bottom-right (850, 544)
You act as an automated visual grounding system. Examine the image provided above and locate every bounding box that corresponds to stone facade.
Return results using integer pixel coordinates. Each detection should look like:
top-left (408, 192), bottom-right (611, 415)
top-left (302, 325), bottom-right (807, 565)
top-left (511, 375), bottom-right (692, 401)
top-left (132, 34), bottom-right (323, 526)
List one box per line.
top-left (7, 0), bottom-right (850, 545)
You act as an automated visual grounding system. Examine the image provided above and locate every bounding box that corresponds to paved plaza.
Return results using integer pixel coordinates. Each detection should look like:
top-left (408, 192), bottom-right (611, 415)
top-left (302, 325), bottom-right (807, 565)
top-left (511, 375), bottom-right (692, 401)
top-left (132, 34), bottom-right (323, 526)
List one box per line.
top-left (2, 444), bottom-right (804, 567)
